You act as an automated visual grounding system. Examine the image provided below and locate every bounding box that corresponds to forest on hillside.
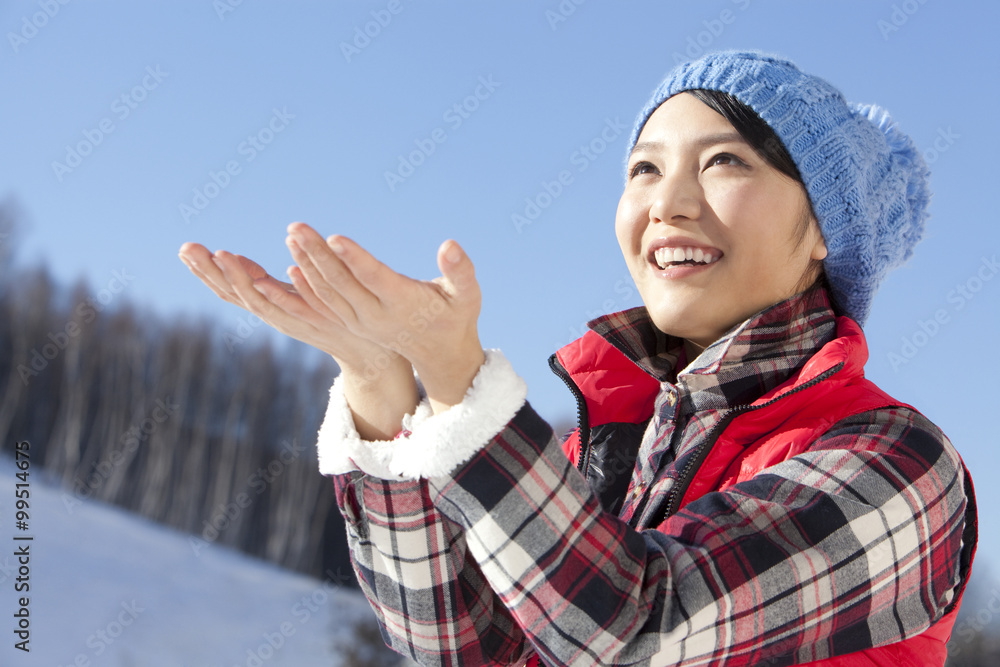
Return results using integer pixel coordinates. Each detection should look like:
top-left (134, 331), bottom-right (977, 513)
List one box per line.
top-left (0, 199), bottom-right (354, 583)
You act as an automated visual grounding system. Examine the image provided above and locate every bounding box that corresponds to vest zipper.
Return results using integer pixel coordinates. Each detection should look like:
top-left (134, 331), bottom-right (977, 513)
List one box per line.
top-left (662, 361), bottom-right (845, 519)
top-left (548, 354), bottom-right (592, 473)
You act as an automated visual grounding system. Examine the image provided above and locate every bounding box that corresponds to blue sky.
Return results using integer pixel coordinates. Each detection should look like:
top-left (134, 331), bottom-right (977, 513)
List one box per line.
top-left (3, 2), bottom-right (998, 564)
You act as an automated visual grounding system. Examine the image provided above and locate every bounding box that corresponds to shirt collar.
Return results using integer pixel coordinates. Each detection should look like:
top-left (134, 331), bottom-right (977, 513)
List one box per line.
top-left (587, 285), bottom-right (839, 410)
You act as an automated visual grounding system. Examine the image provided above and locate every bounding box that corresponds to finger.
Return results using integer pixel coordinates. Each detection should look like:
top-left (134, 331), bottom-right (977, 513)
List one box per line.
top-left (252, 273), bottom-right (297, 298)
top-left (246, 265), bottom-right (294, 292)
top-left (435, 239), bottom-right (480, 300)
top-left (179, 243), bottom-right (245, 307)
top-left (214, 249), bottom-right (293, 324)
top-left (181, 243), bottom-right (287, 300)
top-left (284, 264), bottom-right (346, 325)
top-left (251, 273), bottom-right (332, 331)
top-left (286, 224), bottom-right (380, 311)
top-left (182, 261), bottom-right (242, 306)
top-left (285, 235), bottom-right (361, 321)
top-left (325, 234), bottom-right (398, 299)
top-left (235, 254), bottom-right (270, 282)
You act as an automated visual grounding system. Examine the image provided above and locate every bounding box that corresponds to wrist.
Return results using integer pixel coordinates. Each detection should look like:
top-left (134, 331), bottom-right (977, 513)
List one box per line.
top-left (340, 354), bottom-right (420, 441)
top-left (412, 337), bottom-right (485, 413)
top-left (338, 351), bottom-right (409, 391)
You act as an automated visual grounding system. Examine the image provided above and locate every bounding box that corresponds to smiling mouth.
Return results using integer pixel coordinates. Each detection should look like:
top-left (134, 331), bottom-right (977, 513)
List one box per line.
top-left (652, 246), bottom-right (722, 270)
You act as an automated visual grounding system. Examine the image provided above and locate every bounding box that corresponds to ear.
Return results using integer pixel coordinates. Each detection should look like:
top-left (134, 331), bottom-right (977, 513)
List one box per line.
top-left (810, 229), bottom-right (828, 261)
top-left (805, 215), bottom-right (828, 261)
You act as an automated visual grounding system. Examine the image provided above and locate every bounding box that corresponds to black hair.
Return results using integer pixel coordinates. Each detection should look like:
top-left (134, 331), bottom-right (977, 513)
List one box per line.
top-left (685, 88), bottom-right (804, 185)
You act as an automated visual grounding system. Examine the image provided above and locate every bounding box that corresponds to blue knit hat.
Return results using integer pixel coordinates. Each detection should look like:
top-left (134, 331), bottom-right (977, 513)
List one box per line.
top-left (628, 50), bottom-right (931, 326)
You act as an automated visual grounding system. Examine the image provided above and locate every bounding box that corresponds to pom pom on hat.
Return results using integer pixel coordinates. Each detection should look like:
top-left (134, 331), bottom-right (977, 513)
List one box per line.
top-left (628, 50), bottom-right (931, 326)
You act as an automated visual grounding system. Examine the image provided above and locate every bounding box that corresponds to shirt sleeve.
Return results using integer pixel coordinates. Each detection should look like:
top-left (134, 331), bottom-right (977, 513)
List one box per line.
top-left (317, 352), bottom-right (533, 666)
top-left (331, 471), bottom-right (530, 666)
top-left (421, 389), bottom-right (970, 665)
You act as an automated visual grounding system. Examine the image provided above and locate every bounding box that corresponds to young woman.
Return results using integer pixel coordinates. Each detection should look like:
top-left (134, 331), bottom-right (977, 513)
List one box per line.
top-left (180, 51), bottom-right (976, 666)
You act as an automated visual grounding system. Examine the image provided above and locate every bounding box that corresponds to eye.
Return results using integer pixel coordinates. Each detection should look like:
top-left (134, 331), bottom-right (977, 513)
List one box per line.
top-left (705, 152), bottom-right (747, 169)
top-left (628, 161), bottom-right (658, 179)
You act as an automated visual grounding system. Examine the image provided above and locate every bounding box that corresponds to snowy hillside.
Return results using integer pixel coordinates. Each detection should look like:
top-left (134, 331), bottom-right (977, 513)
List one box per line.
top-left (0, 455), bottom-right (391, 666)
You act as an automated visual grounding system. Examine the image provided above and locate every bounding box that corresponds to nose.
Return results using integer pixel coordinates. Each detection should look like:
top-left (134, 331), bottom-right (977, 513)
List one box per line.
top-left (648, 168), bottom-right (702, 224)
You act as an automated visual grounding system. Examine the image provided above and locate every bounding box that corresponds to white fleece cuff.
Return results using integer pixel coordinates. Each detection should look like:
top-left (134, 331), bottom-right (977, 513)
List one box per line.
top-left (316, 349), bottom-right (527, 480)
top-left (315, 376), bottom-right (433, 479)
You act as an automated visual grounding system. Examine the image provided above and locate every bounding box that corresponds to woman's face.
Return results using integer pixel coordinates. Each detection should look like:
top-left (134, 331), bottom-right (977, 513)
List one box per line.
top-left (616, 92), bottom-right (827, 352)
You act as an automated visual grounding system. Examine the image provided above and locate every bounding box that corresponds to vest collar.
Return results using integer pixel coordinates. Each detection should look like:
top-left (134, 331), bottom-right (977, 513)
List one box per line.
top-left (577, 286), bottom-right (849, 412)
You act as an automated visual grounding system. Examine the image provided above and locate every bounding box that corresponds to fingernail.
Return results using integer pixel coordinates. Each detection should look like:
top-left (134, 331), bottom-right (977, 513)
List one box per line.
top-left (445, 244), bottom-right (462, 264)
top-left (329, 238), bottom-right (345, 255)
top-left (286, 236), bottom-right (300, 252)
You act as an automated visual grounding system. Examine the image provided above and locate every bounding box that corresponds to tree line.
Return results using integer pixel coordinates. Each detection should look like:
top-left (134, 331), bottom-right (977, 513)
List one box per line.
top-left (0, 200), bottom-right (354, 583)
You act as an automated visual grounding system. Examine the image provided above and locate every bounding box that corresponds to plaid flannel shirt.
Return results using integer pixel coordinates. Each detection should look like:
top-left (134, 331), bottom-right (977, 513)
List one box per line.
top-left (323, 288), bottom-right (971, 666)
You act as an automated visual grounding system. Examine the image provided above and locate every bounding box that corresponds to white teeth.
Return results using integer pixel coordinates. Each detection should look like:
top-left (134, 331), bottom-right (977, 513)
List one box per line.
top-left (652, 246), bottom-right (720, 269)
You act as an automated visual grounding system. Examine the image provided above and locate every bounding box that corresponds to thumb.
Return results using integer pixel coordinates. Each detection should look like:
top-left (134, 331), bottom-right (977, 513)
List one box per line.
top-left (436, 240), bottom-right (479, 299)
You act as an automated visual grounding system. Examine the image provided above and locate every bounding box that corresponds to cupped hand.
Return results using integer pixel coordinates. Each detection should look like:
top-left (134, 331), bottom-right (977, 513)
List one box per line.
top-left (177, 241), bottom-right (396, 379)
top-left (284, 222), bottom-right (485, 409)
top-left (179, 237), bottom-right (425, 440)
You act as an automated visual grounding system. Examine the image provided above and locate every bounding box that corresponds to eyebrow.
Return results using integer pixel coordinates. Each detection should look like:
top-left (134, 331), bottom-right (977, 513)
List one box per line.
top-left (629, 132), bottom-right (747, 156)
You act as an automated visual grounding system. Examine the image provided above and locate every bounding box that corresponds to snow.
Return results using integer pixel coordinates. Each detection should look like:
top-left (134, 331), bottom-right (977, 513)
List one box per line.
top-left (0, 455), bottom-right (383, 666)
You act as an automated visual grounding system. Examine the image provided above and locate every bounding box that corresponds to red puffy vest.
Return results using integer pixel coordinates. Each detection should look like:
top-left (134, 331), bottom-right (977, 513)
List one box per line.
top-left (530, 317), bottom-right (975, 666)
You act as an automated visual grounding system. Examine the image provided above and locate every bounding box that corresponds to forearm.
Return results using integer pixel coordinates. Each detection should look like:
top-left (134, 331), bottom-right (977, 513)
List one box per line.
top-left (408, 324), bottom-right (484, 415)
top-left (339, 355), bottom-right (420, 441)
